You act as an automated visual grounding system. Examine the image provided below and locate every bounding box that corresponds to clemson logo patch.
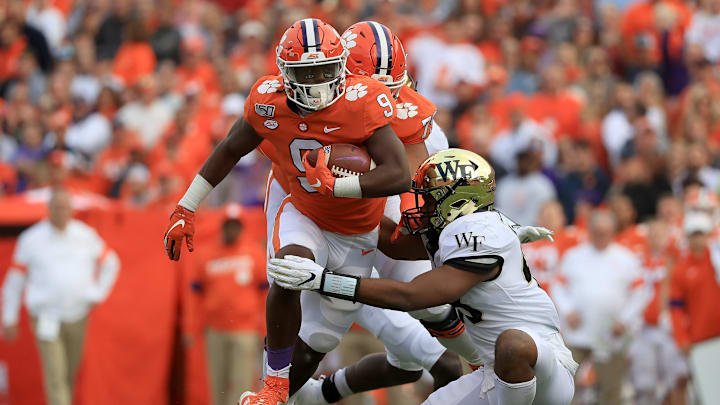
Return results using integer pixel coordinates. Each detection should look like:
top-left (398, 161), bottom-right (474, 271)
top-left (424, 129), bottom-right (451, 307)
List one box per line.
top-left (257, 80), bottom-right (281, 94)
top-left (396, 103), bottom-right (418, 119)
top-left (342, 32), bottom-right (358, 49)
top-left (345, 84), bottom-right (368, 101)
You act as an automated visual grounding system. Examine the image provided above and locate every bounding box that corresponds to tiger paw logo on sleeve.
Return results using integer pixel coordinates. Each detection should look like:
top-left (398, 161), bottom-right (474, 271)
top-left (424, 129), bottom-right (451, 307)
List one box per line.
top-left (257, 80), bottom-right (281, 94)
top-left (396, 102), bottom-right (418, 119)
top-left (345, 84), bottom-right (368, 101)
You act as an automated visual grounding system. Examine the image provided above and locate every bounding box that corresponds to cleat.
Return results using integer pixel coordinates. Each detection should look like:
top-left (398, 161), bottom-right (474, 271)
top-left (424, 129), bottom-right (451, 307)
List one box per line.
top-left (238, 375), bottom-right (289, 405)
top-left (291, 377), bottom-right (329, 405)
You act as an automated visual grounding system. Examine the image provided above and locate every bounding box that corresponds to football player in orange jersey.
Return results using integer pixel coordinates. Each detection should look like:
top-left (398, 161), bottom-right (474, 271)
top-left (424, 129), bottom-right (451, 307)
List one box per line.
top-left (163, 18), bottom-right (411, 405)
top-left (291, 22), bottom-right (554, 404)
top-left (342, 22), bottom-right (489, 366)
top-left (255, 22), bottom-right (466, 403)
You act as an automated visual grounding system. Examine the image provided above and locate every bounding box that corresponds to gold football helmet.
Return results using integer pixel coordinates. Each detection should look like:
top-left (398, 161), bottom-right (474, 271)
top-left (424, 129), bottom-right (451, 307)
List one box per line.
top-left (403, 149), bottom-right (496, 234)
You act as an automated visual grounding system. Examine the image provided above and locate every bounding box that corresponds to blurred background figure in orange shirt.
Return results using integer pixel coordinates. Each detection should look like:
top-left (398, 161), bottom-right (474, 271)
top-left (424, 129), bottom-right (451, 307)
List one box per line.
top-left (670, 212), bottom-right (720, 405)
top-left (190, 204), bottom-right (267, 405)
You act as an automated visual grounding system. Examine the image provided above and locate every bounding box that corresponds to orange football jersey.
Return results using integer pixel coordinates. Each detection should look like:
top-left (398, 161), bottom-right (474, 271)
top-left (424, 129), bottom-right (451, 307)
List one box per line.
top-left (615, 224), bottom-right (649, 258)
top-left (669, 249), bottom-right (720, 347)
top-left (257, 142), bottom-right (292, 192)
top-left (393, 86), bottom-right (437, 145)
top-left (245, 75), bottom-right (394, 234)
top-left (194, 240), bottom-right (268, 333)
top-left (639, 249), bottom-right (669, 326)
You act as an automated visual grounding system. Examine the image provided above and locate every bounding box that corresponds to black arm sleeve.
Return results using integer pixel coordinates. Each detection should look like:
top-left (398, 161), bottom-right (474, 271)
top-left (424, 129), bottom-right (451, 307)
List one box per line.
top-left (444, 255), bottom-right (504, 277)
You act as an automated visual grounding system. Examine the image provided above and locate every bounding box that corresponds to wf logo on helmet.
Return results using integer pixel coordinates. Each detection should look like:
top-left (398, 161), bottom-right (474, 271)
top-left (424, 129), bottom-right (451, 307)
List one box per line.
top-left (436, 160), bottom-right (480, 181)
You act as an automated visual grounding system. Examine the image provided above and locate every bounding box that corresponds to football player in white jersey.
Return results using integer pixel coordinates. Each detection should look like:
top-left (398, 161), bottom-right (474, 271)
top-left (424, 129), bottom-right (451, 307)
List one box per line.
top-left (270, 149), bottom-right (578, 405)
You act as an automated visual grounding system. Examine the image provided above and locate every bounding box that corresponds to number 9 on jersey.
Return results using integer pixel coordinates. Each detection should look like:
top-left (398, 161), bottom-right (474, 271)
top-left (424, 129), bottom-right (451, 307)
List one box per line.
top-left (377, 93), bottom-right (394, 118)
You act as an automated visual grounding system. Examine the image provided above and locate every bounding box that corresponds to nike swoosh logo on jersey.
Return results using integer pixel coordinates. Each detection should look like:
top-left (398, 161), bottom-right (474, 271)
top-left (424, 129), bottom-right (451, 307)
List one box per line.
top-left (324, 126), bottom-right (340, 133)
top-left (298, 272), bottom-right (316, 286)
top-left (361, 249), bottom-right (374, 255)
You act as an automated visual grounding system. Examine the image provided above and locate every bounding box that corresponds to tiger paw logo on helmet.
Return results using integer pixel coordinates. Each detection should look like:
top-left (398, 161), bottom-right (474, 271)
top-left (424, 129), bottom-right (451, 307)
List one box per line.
top-left (396, 103), bottom-right (418, 119)
top-left (258, 80), bottom-right (281, 94)
top-left (342, 31), bottom-right (358, 49)
top-left (345, 84), bottom-right (368, 101)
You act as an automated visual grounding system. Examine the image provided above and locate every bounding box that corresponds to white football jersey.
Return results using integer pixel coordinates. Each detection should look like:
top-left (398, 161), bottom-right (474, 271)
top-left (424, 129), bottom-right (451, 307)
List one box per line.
top-left (424, 210), bottom-right (563, 366)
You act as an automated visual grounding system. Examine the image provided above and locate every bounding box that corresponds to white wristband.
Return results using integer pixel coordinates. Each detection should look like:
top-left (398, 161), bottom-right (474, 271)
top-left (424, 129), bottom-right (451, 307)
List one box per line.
top-left (321, 272), bottom-right (359, 301)
top-left (333, 176), bottom-right (362, 198)
top-left (178, 174), bottom-right (214, 211)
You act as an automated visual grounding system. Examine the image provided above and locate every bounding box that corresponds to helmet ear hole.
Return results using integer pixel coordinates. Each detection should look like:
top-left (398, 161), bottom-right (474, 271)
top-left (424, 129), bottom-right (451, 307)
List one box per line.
top-left (450, 199), bottom-right (466, 209)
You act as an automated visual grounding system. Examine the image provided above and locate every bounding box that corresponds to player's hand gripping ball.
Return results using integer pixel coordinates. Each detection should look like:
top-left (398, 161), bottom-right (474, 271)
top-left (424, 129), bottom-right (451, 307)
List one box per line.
top-left (302, 147), bottom-right (336, 196)
top-left (303, 144), bottom-right (375, 197)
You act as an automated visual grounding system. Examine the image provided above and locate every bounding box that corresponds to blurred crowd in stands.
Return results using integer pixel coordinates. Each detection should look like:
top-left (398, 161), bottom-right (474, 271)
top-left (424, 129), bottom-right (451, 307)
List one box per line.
top-left (3, 0), bottom-right (720, 404)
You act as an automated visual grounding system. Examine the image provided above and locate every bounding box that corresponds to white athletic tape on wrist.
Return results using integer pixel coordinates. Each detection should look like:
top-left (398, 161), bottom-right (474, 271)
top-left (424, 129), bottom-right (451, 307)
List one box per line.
top-left (178, 175), bottom-right (214, 211)
top-left (333, 176), bottom-right (362, 198)
top-left (321, 272), bottom-right (359, 301)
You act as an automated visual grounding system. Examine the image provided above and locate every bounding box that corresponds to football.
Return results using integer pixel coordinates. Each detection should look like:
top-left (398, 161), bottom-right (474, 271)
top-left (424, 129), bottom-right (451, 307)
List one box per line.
top-left (306, 143), bottom-right (376, 177)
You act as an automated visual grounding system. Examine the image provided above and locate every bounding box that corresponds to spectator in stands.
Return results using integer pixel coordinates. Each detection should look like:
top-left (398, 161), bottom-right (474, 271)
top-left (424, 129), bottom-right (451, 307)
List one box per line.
top-left (64, 93), bottom-right (111, 160)
top-left (0, 19), bottom-right (29, 92)
top-left (553, 210), bottom-right (646, 405)
top-left (620, 0), bottom-right (691, 82)
top-left (1, 188), bottom-right (120, 405)
top-left (411, 14), bottom-right (486, 111)
top-left (685, 0), bottom-right (720, 63)
top-left (11, 51), bottom-right (47, 104)
top-left (111, 21), bottom-right (156, 88)
top-left (670, 211), bottom-right (720, 351)
top-left (150, 5), bottom-right (182, 64)
top-left (495, 141), bottom-right (557, 225)
top-left (602, 82), bottom-right (643, 169)
top-left (656, 193), bottom-right (685, 240)
top-left (190, 204), bottom-right (267, 405)
top-left (670, 211), bottom-right (720, 405)
top-left (12, 121), bottom-right (48, 191)
top-left (629, 218), bottom-right (688, 405)
top-left (490, 107), bottom-right (557, 173)
top-left (116, 75), bottom-right (174, 150)
top-left (617, 118), bottom-right (672, 221)
top-left (25, 0), bottom-right (67, 54)
top-left (685, 142), bottom-right (720, 192)
top-left (556, 140), bottom-right (611, 223)
top-left (121, 163), bottom-right (152, 206)
top-left (92, 120), bottom-right (139, 196)
top-left (95, 0), bottom-right (132, 60)
top-left (506, 36), bottom-right (542, 95)
top-left (611, 192), bottom-right (650, 256)
top-left (526, 63), bottom-right (583, 140)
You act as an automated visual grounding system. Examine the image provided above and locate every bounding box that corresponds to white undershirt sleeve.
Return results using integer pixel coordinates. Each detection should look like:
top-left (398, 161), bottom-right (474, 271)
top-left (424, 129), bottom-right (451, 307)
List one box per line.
top-left (88, 250), bottom-right (120, 303)
top-left (2, 269), bottom-right (26, 326)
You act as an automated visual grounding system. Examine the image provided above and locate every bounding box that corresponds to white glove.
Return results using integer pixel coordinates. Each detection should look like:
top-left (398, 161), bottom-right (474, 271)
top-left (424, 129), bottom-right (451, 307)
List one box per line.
top-left (268, 255), bottom-right (324, 291)
top-left (516, 226), bottom-right (554, 243)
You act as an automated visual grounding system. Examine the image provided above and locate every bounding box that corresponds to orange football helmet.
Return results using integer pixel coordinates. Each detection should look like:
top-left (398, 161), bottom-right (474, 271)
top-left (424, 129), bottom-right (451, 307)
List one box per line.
top-left (276, 18), bottom-right (348, 110)
top-left (343, 21), bottom-right (407, 97)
